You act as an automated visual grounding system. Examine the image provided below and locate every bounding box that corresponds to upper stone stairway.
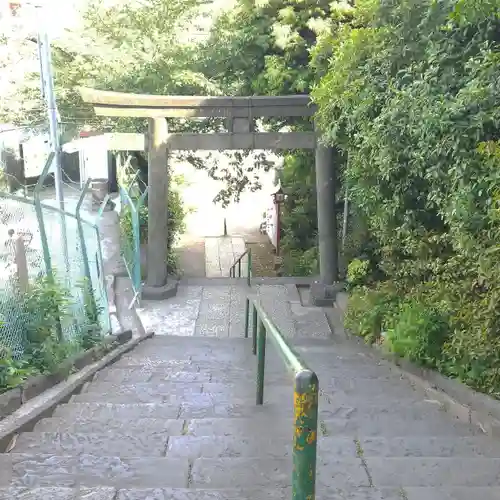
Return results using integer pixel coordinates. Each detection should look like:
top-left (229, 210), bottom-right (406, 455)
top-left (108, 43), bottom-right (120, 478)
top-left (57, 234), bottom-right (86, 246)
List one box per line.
top-left (1, 283), bottom-right (500, 499)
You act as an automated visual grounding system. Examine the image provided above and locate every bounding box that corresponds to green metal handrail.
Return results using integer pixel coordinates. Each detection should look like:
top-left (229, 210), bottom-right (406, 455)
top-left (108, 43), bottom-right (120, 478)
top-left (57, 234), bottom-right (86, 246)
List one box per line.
top-left (244, 297), bottom-right (319, 500)
top-left (229, 247), bottom-right (252, 286)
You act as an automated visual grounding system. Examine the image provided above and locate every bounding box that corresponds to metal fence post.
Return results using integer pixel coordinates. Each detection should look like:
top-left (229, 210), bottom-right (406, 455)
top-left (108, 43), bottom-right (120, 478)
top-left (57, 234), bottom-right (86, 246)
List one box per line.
top-left (293, 370), bottom-right (319, 500)
top-left (244, 297), bottom-right (250, 338)
top-left (252, 305), bottom-right (258, 355)
top-left (256, 319), bottom-right (266, 405)
top-left (33, 152), bottom-right (55, 278)
top-left (33, 152), bottom-right (63, 341)
top-left (76, 179), bottom-right (98, 323)
top-left (134, 187), bottom-right (148, 294)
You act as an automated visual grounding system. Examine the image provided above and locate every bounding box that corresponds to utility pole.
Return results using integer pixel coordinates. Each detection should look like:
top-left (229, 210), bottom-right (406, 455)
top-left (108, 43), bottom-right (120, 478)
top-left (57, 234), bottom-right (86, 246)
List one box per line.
top-left (38, 30), bottom-right (65, 214)
top-left (33, 2), bottom-right (70, 273)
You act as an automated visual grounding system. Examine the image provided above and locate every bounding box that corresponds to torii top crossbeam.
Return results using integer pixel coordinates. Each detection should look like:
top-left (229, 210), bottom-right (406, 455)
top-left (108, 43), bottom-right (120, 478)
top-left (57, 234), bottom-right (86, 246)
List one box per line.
top-left (79, 88), bottom-right (316, 118)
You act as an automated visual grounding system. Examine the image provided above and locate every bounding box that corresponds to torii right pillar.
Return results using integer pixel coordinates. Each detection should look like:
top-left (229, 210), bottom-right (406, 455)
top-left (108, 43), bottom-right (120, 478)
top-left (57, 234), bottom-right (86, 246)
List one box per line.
top-left (310, 135), bottom-right (343, 306)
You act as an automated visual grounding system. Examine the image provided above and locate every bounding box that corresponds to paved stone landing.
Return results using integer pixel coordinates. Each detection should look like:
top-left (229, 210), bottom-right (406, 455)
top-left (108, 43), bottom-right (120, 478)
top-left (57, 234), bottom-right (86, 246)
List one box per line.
top-left (205, 236), bottom-right (247, 277)
top-left (135, 283), bottom-right (331, 339)
top-left (2, 285), bottom-right (500, 498)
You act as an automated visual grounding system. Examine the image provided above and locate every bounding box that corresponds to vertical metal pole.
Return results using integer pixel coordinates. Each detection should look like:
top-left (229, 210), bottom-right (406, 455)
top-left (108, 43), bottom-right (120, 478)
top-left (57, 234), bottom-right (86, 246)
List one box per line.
top-left (256, 319), bottom-right (266, 405)
top-left (276, 202), bottom-right (281, 256)
top-left (238, 259), bottom-right (242, 278)
top-left (293, 370), bottom-right (319, 500)
top-left (39, 30), bottom-right (69, 276)
top-left (252, 305), bottom-right (258, 355)
top-left (247, 248), bottom-right (252, 287)
top-left (244, 297), bottom-right (250, 338)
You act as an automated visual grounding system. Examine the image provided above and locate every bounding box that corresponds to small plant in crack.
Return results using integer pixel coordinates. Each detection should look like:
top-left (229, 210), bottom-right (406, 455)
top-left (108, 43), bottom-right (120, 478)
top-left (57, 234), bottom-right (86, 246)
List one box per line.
top-left (319, 420), bottom-right (329, 436)
top-left (354, 438), bottom-right (373, 487)
top-left (354, 438), bottom-right (364, 458)
top-left (398, 487), bottom-right (409, 500)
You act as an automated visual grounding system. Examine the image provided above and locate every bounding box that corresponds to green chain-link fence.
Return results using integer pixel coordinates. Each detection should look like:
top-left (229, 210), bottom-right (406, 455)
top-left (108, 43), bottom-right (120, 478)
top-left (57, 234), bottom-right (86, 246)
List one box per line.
top-left (0, 164), bottom-right (110, 357)
top-left (117, 153), bottom-right (148, 304)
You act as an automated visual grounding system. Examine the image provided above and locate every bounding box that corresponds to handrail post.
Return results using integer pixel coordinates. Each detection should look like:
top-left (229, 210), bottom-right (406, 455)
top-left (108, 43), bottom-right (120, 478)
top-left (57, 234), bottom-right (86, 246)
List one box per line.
top-left (252, 304), bottom-right (258, 355)
top-left (244, 297), bottom-right (250, 338)
top-left (247, 248), bottom-right (252, 287)
top-left (238, 259), bottom-right (241, 277)
top-left (293, 370), bottom-right (319, 500)
top-left (256, 319), bottom-right (266, 405)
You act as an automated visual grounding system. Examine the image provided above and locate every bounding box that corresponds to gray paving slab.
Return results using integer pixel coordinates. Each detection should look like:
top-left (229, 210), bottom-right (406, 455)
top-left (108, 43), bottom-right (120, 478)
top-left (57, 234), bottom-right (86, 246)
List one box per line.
top-left (0, 487), bottom-right (117, 500)
top-left (194, 319), bottom-right (230, 337)
top-left (33, 417), bottom-right (185, 435)
top-left (13, 432), bottom-right (170, 457)
top-left (358, 436), bottom-right (500, 458)
top-left (115, 489), bottom-right (402, 500)
top-left (366, 457), bottom-right (500, 487)
top-left (73, 390), bottom-right (294, 406)
top-left (166, 436), bottom-right (357, 459)
top-left (402, 487), bottom-right (500, 500)
top-left (319, 416), bottom-right (478, 437)
top-left (116, 488), bottom-right (292, 500)
top-left (53, 403), bottom-right (182, 420)
top-left (1, 454), bottom-right (189, 488)
top-left (190, 457), bottom-right (370, 489)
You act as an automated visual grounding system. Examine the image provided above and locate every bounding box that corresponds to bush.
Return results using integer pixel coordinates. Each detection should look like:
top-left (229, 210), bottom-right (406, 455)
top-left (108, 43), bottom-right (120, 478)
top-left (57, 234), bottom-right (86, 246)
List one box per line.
top-left (346, 258), bottom-right (370, 288)
top-left (120, 185), bottom-right (187, 274)
top-left (344, 282), bottom-right (400, 344)
top-left (385, 300), bottom-right (449, 368)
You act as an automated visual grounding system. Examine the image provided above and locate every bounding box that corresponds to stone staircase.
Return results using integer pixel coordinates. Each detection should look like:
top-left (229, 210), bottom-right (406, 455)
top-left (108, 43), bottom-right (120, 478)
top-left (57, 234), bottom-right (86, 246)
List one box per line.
top-left (1, 284), bottom-right (500, 499)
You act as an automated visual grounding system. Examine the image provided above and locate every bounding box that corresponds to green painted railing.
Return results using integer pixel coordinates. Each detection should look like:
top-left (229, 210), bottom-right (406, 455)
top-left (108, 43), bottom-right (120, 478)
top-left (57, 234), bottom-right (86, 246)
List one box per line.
top-left (244, 298), bottom-right (319, 500)
top-left (229, 247), bottom-right (252, 286)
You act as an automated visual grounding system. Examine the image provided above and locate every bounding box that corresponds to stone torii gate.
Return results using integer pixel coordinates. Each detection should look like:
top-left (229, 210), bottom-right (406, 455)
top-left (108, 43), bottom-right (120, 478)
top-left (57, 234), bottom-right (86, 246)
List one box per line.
top-left (79, 88), bottom-right (340, 305)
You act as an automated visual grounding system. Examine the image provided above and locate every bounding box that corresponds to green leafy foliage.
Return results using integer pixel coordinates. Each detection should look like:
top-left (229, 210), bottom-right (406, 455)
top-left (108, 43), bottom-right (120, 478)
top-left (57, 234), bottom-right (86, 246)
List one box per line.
top-left (313, 0), bottom-right (500, 395)
top-left (385, 300), bottom-right (450, 368)
top-left (120, 175), bottom-right (187, 274)
top-left (0, 275), bottom-right (104, 394)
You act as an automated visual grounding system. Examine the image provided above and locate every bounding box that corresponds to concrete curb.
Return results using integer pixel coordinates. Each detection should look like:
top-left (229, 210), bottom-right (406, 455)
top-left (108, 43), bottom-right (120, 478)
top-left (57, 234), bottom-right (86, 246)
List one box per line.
top-left (334, 295), bottom-right (500, 436)
top-left (0, 331), bottom-right (154, 452)
top-left (0, 331), bottom-right (132, 421)
top-left (107, 273), bottom-right (123, 335)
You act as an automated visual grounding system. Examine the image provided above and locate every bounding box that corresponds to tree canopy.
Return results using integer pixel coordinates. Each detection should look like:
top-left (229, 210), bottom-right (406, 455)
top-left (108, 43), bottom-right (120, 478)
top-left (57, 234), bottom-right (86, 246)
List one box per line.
top-left (3, 0), bottom-right (500, 395)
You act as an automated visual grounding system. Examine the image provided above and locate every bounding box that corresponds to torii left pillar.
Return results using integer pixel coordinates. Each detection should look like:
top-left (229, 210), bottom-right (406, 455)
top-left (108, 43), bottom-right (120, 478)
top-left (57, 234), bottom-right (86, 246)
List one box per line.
top-left (142, 117), bottom-right (178, 300)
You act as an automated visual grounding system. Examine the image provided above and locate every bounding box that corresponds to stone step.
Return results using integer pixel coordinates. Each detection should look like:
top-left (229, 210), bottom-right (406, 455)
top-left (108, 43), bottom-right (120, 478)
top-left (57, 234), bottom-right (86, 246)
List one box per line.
top-left (0, 454), bottom-right (189, 489)
top-left (0, 454), bottom-right (369, 490)
top-left (357, 436), bottom-right (500, 458)
top-left (187, 414), bottom-right (477, 438)
top-left (12, 431), bottom-right (171, 457)
top-left (52, 401), bottom-right (293, 420)
top-left (0, 486), bottom-right (409, 500)
top-left (92, 368), bottom-right (291, 385)
top-left (402, 487), bottom-right (500, 500)
top-left (10, 433), bottom-right (356, 459)
top-left (71, 388), bottom-right (294, 405)
top-left (365, 457), bottom-right (500, 487)
top-left (34, 417), bottom-right (186, 434)
top-left (33, 410), bottom-right (475, 438)
top-left (2, 486), bottom-right (500, 500)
